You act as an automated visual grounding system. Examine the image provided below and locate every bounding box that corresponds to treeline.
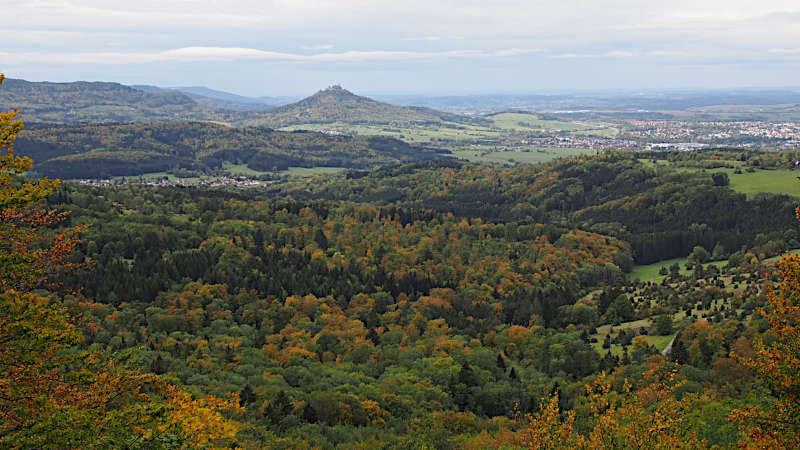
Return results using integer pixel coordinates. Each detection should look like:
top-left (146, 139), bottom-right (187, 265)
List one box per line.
top-left (645, 147), bottom-right (800, 170)
top-left (15, 122), bottom-right (448, 178)
top-left (50, 181), bottom-right (798, 447)
top-left (54, 185), bottom-right (628, 328)
top-left (46, 183), bottom-right (636, 446)
top-left (0, 78), bottom-right (251, 123)
top-left (283, 154), bottom-right (800, 264)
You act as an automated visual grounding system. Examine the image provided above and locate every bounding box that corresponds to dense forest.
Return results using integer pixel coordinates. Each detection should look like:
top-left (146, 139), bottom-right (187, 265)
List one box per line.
top-left (0, 79), bottom-right (484, 129)
top-left (0, 78), bottom-right (252, 124)
top-left (3, 72), bottom-right (800, 448)
top-left (15, 122), bottom-right (448, 178)
top-left (27, 162), bottom-right (800, 448)
top-left (283, 155), bottom-right (800, 264)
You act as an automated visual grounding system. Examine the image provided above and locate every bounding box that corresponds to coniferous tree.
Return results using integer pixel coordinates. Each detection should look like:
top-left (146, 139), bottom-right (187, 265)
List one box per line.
top-left (239, 384), bottom-right (257, 407)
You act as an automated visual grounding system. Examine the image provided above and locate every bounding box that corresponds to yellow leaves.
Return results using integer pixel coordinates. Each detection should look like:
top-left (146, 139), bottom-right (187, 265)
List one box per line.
top-left (280, 346), bottom-right (318, 366)
top-left (285, 293), bottom-right (325, 318)
top-left (728, 251), bottom-right (800, 447)
top-left (0, 75), bottom-right (246, 448)
top-left (417, 288), bottom-right (455, 312)
top-left (518, 393), bottom-right (581, 449)
top-left (359, 399), bottom-right (388, 426)
top-left (483, 371), bottom-right (705, 449)
top-left (160, 388), bottom-right (242, 448)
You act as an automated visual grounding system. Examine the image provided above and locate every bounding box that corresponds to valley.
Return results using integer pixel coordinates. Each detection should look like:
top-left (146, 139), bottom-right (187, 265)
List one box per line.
top-left (3, 74), bottom-right (800, 448)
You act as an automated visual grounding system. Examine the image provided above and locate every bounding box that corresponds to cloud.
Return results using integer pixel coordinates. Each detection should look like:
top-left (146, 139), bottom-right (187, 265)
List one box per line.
top-left (4, 46), bottom-right (544, 65)
top-left (768, 48), bottom-right (800, 54)
top-left (548, 49), bottom-right (689, 59)
top-left (400, 36), bottom-right (442, 41)
top-left (301, 44), bottom-right (335, 50)
top-left (550, 50), bottom-right (641, 59)
top-left (4, 1), bottom-right (800, 91)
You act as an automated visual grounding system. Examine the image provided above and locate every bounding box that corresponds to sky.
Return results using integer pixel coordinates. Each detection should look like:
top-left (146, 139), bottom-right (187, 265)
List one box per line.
top-left (2, 0), bottom-right (800, 96)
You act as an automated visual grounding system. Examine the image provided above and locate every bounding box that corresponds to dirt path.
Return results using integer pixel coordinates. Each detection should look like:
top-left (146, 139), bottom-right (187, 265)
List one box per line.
top-left (661, 334), bottom-right (677, 356)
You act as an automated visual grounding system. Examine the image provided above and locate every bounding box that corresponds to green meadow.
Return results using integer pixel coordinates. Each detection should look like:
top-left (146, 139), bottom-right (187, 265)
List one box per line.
top-left (280, 166), bottom-right (348, 177)
top-left (724, 168), bottom-right (800, 197)
top-left (629, 257), bottom-right (728, 283)
top-left (488, 112), bottom-right (594, 131)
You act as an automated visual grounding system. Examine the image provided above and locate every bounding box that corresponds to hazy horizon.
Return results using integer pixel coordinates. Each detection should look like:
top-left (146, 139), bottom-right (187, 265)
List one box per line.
top-left (3, 1), bottom-right (800, 97)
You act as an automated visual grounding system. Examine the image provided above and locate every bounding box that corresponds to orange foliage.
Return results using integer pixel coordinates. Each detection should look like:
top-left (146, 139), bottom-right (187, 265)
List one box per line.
top-left (729, 251), bottom-right (800, 448)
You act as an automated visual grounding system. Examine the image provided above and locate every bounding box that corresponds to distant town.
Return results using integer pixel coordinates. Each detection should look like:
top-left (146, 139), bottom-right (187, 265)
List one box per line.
top-left (73, 175), bottom-right (269, 188)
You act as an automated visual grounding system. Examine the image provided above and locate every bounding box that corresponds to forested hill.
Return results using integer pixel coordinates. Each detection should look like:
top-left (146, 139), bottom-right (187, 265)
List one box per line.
top-left (132, 84), bottom-right (284, 112)
top-left (0, 78), bottom-right (250, 123)
top-left (0, 79), bottom-right (481, 128)
top-left (283, 155), bottom-right (800, 265)
top-left (15, 122), bottom-right (448, 178)
top-left (244, 85), bottom-right (488, 127)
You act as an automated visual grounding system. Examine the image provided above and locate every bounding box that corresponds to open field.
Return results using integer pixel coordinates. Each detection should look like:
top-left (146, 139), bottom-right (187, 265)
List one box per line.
top-left (451, 147), bottom-right (596, 165)
top-left (222, 162), bottom-right (272, 177)
top-left (629, 257), bottom-right (688, 282)
top-left (645, 334), bottom-right (676, 352)
top-left (629, 257), bottom-right (728, 283)
top-left (488, 112), bottom-right (595, 131)
top-left (279, 114), bottom-right (615, 162)
top-left (572, 127), bottom-right (619, 138)
top-left (279, 121), bottom-right (502, 144)
top-left (723, 168), bottom-right (800, 197)
top-left (639, 159), bottom-right (800, 198)
top-left (280, 166), bottom-right (348, 177)
top-left (591, 316), bottom-right (676, 356)
top-left (763, 248), bottom-right (800, 263)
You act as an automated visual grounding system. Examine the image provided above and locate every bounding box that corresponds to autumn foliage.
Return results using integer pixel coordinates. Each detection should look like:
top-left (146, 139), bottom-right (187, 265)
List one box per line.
top-left (729, 250), bottom-right (800, 448)
top-left (0, 74), bottom-right (241, 448)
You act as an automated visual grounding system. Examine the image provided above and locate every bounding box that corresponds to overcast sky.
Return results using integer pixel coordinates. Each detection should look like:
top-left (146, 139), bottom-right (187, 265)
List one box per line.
top-left (2, 0), bottom-right (800, 96)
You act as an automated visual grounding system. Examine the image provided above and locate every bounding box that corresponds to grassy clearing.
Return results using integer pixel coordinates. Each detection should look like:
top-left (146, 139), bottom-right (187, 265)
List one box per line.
top-left (645, 334), bottom-right (676, 352)
top-left (489, 112), bottom-right (593, 131)
top-left (279, 121), bottom-right (503, 144)
top-left (222, 162), bottom-right (271, 177)
top-left (638, 159), bottom-right (800, 197)
top-left (591, 319), bottom-right (676, 356)
top-left (595, 318), bottom-right (653, 337)
top-left (592, 342), bottom-right (625, 357)
top-left (722, 168), bottom-right (800, 197)
top-left (279, 167), bottom-right (348, 177)
top-left (629, 257), bottom-right (688, 283)
top-left (572, 127), bottom-right (619, 138)
top-left (629, 257), bottom-right (728, 283)
top-left (763, 248), bottom-right (800, 263)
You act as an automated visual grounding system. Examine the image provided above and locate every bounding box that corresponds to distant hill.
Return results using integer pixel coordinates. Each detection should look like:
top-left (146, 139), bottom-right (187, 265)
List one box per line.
top-left (246, 85), bottom-right (488, 127)
top-left (0, 79), bottom-right (250, 123)
top-left (0, 79), bottom-right (479, 127)
top-left (131, 85), bottom-right (296, 112)
top-left (172, 86), bottom-right (297, 107)
top-left (15, 122), bottom-right (449, 178)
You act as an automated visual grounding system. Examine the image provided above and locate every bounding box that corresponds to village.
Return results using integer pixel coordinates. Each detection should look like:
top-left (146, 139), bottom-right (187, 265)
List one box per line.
top-left (72, 174), bottom-right (269, 188)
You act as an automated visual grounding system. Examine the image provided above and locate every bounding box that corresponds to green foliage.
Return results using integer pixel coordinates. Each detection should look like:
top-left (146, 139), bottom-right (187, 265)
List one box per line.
top-left (653, 314), bottom-right (674, 336)
top-left (17, 122), bottom-right (447, 178)
top-left (0, 78), bottom-right (245, 123)
top-left (244, 86), bottom-right (486, 128)
top-left (287, 154), bottom-right (799, 264)
top-left (605, 295), bottom-right (635, 324)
